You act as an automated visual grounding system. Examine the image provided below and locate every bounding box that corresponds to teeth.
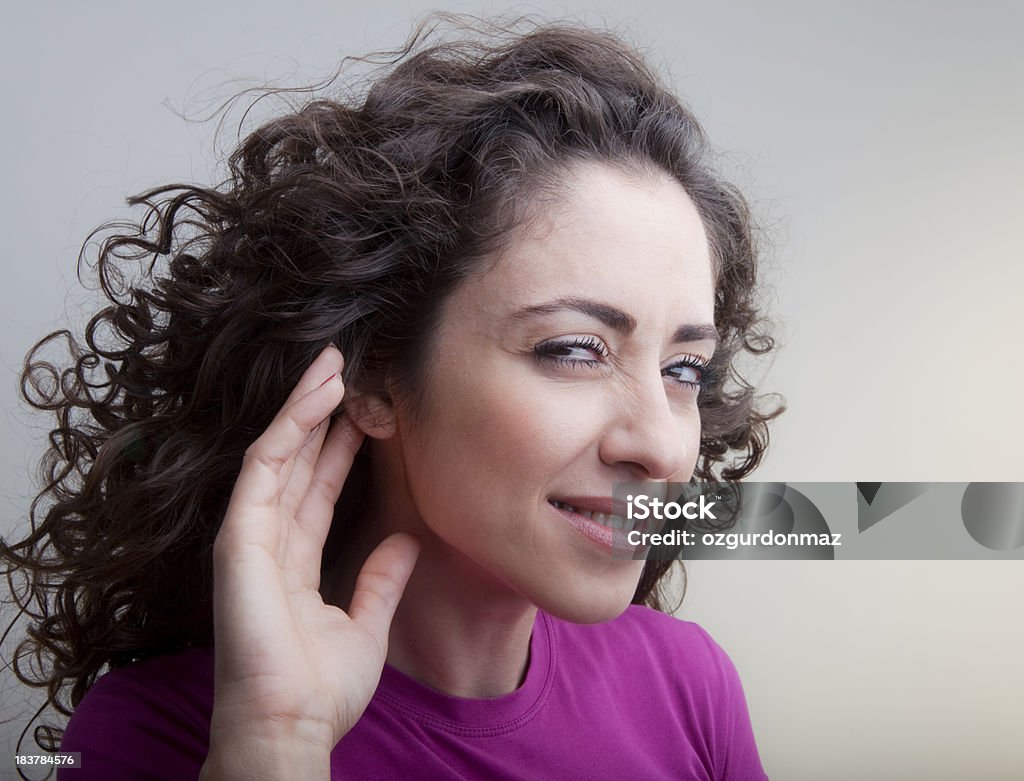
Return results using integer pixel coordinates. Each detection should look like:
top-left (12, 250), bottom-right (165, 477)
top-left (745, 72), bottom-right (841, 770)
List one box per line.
top-left (552, 501), bottom-right (629, 530)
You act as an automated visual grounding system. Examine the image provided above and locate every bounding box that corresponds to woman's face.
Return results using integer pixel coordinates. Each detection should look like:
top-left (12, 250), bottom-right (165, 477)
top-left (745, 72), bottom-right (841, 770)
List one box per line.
top-left (375, 162), bottom-right (716, 623)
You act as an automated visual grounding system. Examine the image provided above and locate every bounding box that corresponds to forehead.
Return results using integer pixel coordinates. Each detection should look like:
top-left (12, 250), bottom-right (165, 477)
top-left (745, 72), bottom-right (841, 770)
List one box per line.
top-left (454, 162), bottom-right (715, 318)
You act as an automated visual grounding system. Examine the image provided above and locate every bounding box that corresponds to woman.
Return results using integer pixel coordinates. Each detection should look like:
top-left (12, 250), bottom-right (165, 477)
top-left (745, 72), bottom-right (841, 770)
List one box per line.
top-left (2, 15), bottom-right (780, 780)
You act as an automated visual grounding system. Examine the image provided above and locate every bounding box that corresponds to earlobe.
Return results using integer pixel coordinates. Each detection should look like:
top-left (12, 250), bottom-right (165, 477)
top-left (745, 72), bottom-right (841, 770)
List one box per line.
top-left (345, 391), bottom-right (397, 439)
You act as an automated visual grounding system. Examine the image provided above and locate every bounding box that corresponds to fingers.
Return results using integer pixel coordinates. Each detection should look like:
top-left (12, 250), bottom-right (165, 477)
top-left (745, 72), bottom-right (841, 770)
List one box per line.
top-left (224, 351), bottom-right (346, 522)
top-left (348, 533), bottom-right (421, 653)
top-left (284, 344), bottom-right (345, 409)
top-left (280, 415), bottom-right (366, 589)
top-left (279, 413), bottom-right (333, 518)
top-left (293, 413), bottom-right (365, 546)
top-left (277, 346), bottom-right (348, 508)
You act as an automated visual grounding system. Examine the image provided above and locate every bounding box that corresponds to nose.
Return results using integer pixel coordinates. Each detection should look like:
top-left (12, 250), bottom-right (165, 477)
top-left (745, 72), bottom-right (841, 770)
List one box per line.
top-left (597, 373), bottom-right (696, 481)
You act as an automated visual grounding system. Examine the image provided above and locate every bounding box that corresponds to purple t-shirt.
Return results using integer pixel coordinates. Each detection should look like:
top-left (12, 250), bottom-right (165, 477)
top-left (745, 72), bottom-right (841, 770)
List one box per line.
top-left (60, 605), bottom-right (769, 779)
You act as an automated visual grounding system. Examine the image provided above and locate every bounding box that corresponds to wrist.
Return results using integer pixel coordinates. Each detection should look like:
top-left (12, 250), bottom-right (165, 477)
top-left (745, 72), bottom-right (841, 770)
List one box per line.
top-left (202, 717), bottom-right (333, 781)
top-left (201, 739), bottom-right (330, 781)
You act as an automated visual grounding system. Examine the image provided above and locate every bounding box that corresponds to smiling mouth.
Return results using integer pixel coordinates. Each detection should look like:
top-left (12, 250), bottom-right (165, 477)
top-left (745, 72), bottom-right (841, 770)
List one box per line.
top-left (548, 499), bottom-right (640, 532)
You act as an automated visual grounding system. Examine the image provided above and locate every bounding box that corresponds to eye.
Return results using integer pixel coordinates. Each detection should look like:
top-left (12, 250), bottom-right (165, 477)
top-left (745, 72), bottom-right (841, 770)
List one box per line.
top-left (533, 335), bottom-right (608, 369)
top-left (663, 355), bottom-right (712, 392)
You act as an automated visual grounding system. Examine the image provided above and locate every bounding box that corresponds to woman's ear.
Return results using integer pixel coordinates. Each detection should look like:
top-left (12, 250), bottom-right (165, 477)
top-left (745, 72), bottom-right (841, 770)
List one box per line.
top-left (344, 390), bottom-right (397, 439)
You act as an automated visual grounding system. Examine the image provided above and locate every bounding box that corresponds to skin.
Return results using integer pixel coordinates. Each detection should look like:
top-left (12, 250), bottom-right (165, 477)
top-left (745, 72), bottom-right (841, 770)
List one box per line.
top-left (203, 162), bottom-right (716, 779)
top-left (333, 161), bottom-right (717, 696)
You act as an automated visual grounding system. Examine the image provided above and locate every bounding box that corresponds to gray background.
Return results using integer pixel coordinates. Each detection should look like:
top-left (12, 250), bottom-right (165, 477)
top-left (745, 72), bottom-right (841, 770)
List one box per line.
top-left (2, 1), bottom-right (1023, 778)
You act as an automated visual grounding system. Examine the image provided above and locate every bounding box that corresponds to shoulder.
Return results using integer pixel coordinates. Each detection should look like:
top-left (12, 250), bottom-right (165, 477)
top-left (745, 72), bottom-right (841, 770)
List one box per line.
top-left (545, 606), bottom-right (769, 779)
top-left (59, 645), bottom-right (214, 780)
top-left (554, 606), bottom-right (769, 779)
top-left (547, 605), bottom-right (752, 729)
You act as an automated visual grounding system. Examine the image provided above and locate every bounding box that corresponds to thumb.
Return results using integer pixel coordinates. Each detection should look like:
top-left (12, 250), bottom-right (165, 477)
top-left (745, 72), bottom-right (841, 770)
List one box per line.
top-left (348, 532), bottom-right (421, 650)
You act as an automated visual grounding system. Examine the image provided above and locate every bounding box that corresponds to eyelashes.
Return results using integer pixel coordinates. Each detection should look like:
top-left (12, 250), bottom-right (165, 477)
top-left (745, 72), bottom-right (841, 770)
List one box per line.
top-left (532, 336), bottom-right (714, 392)
top-left (534, 335), bottom-right (608, 368)
top-left (662, 356), bottom-right (711, 390)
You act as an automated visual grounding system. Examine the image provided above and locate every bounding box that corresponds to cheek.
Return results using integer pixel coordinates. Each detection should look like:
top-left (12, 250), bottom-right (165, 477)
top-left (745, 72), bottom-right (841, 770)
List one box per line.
top-left (402, 388), bottom-right (605, 547)
top-left (682, 413), bottom-right (703, 476)
top-left (468, 387), bottom-right (608, 478)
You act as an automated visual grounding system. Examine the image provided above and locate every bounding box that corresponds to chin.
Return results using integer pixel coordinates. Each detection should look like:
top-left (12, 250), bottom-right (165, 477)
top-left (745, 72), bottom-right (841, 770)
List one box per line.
top-left (532, 576), bottom-right (640, 625)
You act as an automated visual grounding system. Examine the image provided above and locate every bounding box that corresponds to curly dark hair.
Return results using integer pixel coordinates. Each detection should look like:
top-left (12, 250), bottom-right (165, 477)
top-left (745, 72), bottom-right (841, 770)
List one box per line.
top-left (1, 12), bottom-right (782, 755)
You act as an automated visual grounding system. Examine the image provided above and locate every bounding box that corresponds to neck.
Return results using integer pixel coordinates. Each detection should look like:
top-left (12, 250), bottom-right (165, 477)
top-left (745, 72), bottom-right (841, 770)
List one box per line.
top-left (385, 541), bottom-right (537, 698)
top-left (321, 472), bottom-right (536, 699)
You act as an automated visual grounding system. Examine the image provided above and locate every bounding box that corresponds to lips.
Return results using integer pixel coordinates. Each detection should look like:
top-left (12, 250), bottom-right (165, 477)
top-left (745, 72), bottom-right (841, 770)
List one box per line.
top-left (548, 497), bottom-right (638, 532)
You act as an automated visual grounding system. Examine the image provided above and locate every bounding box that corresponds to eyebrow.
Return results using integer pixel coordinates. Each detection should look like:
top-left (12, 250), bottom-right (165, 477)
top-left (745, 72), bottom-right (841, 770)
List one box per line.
top-left (510, 296), bottom-right (719, 345)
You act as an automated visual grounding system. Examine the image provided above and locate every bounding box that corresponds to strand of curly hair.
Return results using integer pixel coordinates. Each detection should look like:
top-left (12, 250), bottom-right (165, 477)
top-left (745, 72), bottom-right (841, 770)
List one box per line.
top-left (0, 12), bottom-right (783, 756)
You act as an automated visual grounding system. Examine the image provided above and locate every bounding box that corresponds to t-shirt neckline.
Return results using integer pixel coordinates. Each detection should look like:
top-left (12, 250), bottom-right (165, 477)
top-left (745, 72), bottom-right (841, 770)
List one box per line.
top-left (374, 609), bottom-right (556, 737)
